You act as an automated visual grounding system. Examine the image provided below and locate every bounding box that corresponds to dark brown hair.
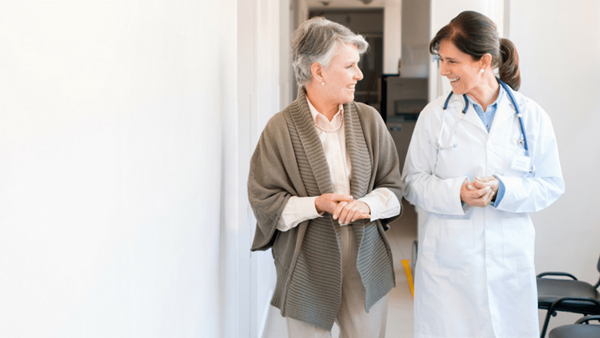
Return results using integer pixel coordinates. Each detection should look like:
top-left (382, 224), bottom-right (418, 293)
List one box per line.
top-left (429, 11), bottom-right (520, 90)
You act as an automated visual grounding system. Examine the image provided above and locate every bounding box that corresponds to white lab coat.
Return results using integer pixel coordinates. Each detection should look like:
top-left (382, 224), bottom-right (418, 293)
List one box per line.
top-left (402, 89), bottom-right (565, 338)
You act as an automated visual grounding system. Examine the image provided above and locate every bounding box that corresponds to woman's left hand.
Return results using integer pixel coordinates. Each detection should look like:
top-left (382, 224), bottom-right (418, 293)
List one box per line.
top-left (333, 200), bottom-right (371, 225)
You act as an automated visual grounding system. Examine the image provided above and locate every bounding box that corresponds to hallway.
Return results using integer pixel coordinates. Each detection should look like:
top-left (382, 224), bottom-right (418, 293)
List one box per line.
top-left (2, 1), bottom-right (599, 337)
top-left (263, 203), bottom-right (418, 338)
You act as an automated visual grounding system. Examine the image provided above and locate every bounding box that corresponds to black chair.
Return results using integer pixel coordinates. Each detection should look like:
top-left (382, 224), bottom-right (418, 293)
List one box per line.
top-left (549, 315), bottom-right (600, 338)
top-left (537, 255), bottom-right (600, 338)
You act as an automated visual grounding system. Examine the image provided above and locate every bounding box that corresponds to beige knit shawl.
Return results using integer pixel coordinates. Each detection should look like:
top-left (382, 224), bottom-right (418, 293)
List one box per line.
top-left (248, 89), bottom-right (402, 330)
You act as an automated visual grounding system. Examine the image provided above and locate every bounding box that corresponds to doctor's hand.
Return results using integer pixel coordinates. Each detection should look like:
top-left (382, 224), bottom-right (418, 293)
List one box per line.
top-left (472, 176), bottom-right (499, 197)
top-left (315, 193), bottom-right (354, 216)
top-left (460, 178), bottom-right (495, 208)
top-left (334, 200), bottom-right (371, 225)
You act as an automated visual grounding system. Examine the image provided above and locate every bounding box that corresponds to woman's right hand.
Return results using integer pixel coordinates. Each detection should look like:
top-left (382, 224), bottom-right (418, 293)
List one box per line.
top-left (315, 193), bottom-right (370, 225)
top-left (315, 193), bottom-right (354, 215)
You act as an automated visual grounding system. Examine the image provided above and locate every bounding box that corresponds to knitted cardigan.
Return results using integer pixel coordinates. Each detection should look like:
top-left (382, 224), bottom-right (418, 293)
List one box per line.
top-left (248, 89), bottom-right (403, 330)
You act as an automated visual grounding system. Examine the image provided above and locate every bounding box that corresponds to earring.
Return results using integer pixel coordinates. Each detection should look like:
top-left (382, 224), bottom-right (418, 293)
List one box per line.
top-left (321, 82), bottom-right (325, 85)
top-left (480, 69), bottom-right (484, 74)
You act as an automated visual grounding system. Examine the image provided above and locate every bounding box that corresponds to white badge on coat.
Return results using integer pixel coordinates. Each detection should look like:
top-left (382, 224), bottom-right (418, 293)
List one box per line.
top-left (512, 152), bottom-right (531, 172)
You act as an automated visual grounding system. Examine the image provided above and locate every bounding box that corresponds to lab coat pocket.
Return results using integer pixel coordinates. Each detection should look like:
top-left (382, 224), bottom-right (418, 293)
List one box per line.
top-left (501, 215), bottom-right (535, 270)
top-left (502, 131), bottom-right (529, 177)
top-left (422, 217), bottom-right (474, 270)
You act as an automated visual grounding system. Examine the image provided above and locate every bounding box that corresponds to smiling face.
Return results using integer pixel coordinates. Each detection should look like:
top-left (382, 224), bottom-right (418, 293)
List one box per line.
top-left (320, 43), bottom-right (364, 105)
top-left (438, 39), bottom-right (484, 96)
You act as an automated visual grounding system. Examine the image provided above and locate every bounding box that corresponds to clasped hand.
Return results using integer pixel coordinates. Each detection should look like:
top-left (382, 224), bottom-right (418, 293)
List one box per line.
top-left (315, 193), bottom-right (371, 225)
top-left (460, 176), bottom-right (499, 208)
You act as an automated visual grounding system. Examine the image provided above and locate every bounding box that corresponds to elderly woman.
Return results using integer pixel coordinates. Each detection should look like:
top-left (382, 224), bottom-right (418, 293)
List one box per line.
top-left (248, 17), bottom-right (403, 337)
top-left (402, 11), bottom-right (564, 338)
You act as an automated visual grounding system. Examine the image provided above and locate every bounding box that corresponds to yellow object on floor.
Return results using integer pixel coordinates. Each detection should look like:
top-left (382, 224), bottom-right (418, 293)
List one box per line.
top-left (401, 259), bottom-right (414, 299)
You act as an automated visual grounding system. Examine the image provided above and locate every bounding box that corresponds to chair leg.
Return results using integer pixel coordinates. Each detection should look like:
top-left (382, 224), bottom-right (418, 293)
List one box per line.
top-left (540, 309), bottom-right (553, 338)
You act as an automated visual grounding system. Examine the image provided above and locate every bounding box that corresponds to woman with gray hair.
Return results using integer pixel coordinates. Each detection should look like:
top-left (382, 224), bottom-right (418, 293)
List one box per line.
top-left (248, 17), bottom-right (403, 337)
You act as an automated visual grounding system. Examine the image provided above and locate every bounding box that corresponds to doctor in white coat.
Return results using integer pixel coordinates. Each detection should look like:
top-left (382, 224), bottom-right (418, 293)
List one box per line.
top-left (402, 11), bottom-right (565, 338)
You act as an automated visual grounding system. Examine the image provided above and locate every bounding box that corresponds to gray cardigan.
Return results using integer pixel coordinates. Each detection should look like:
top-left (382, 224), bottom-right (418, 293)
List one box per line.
top-left (248, 89), bottom-right (403, 330)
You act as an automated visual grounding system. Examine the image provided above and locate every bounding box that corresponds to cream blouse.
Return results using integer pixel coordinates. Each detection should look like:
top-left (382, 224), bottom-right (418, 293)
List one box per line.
top-left (276, 98), bottom-right (401, 231)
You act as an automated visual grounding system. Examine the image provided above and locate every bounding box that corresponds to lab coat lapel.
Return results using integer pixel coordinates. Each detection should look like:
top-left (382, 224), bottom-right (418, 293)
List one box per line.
top-left (453, 92), bottom-right (516, 134)
top-left (458, 96), bottom-right (487, 133)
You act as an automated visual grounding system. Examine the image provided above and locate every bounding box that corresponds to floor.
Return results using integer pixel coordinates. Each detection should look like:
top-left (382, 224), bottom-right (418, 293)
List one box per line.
top-left (262, 202), bottom-right (418, 338)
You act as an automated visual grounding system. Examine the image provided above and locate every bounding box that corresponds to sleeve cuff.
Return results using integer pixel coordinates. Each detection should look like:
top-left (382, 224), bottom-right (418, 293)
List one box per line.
top-left (459, 176), bottom-right (472, 214)
top-left (358, 194), bottom-right (380, 221)
top-left (298, 196), bottom-right (322, 218)
top-left (461, 201), bottom-right (472, 214)
top-left (276, 196), bottom-right (321, 232)
top-left (491, 175), bottom-right (506, 207)
top-left (358, 188), bottom-right (402, 222)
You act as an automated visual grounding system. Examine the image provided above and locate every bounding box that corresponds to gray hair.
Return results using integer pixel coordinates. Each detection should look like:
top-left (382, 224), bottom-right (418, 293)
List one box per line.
top-left (291, 17), bottom-right (369, 87)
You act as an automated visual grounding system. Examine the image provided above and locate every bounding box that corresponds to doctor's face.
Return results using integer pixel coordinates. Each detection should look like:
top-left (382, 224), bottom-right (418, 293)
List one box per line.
top-left (438, 40), bottom-right (483, 96)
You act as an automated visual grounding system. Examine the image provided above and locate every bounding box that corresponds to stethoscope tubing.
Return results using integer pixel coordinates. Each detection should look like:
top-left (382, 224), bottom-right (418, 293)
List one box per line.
top-left (499, 80), bottom-right (529, 153)
top-left (441, 78), bottom-right (528, 153)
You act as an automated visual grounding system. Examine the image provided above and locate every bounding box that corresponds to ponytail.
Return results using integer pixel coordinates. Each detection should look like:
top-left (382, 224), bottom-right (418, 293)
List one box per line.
top-left (499, 38), bottom-right (521, 90)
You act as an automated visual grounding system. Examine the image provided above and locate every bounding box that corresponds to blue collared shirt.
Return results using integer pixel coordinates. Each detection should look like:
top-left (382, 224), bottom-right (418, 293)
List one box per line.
top-left (465, 85), bottom-right (506, 207)
top-left (466, 84), bottom-right (505, 132)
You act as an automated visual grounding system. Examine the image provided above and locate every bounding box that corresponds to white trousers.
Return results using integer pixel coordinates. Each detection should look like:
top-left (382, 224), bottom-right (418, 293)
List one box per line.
top-left (286, 226), bottom-right (389, 338)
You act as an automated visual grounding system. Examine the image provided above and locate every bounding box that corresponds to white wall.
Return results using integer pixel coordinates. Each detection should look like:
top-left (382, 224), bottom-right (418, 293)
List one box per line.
top-left (400, 0), bottom-right (429, 78)
top-left (0, 1), bottom-right (287, 337)
top-left (292, 0), bottom-right (310, 99)
top-left (508, 0), bottom-right (600, 330)
top-left (239, 0), bottom-right (290, 337)
top-left (384, 0), bottom-right (402, 74)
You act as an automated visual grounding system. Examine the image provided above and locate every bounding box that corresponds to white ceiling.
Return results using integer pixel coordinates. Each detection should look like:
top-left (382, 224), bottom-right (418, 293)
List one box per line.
top-left (305, 0), bottom-right (385, 9)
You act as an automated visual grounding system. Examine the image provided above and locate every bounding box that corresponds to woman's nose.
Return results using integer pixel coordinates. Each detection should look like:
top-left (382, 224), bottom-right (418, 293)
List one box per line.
top-left (355, 66), bottom-right (364, 81)
top-left (440, 62), bottom-right (449, 76)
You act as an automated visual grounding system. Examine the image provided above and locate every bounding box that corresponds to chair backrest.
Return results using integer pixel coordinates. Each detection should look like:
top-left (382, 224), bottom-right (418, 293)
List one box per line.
top-left (596, 255), bottom-right (600, 289)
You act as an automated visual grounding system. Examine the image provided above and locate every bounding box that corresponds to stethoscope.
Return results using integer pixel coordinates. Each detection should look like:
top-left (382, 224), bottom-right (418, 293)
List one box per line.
top-left (429, 78), bottom-right (534, 176)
